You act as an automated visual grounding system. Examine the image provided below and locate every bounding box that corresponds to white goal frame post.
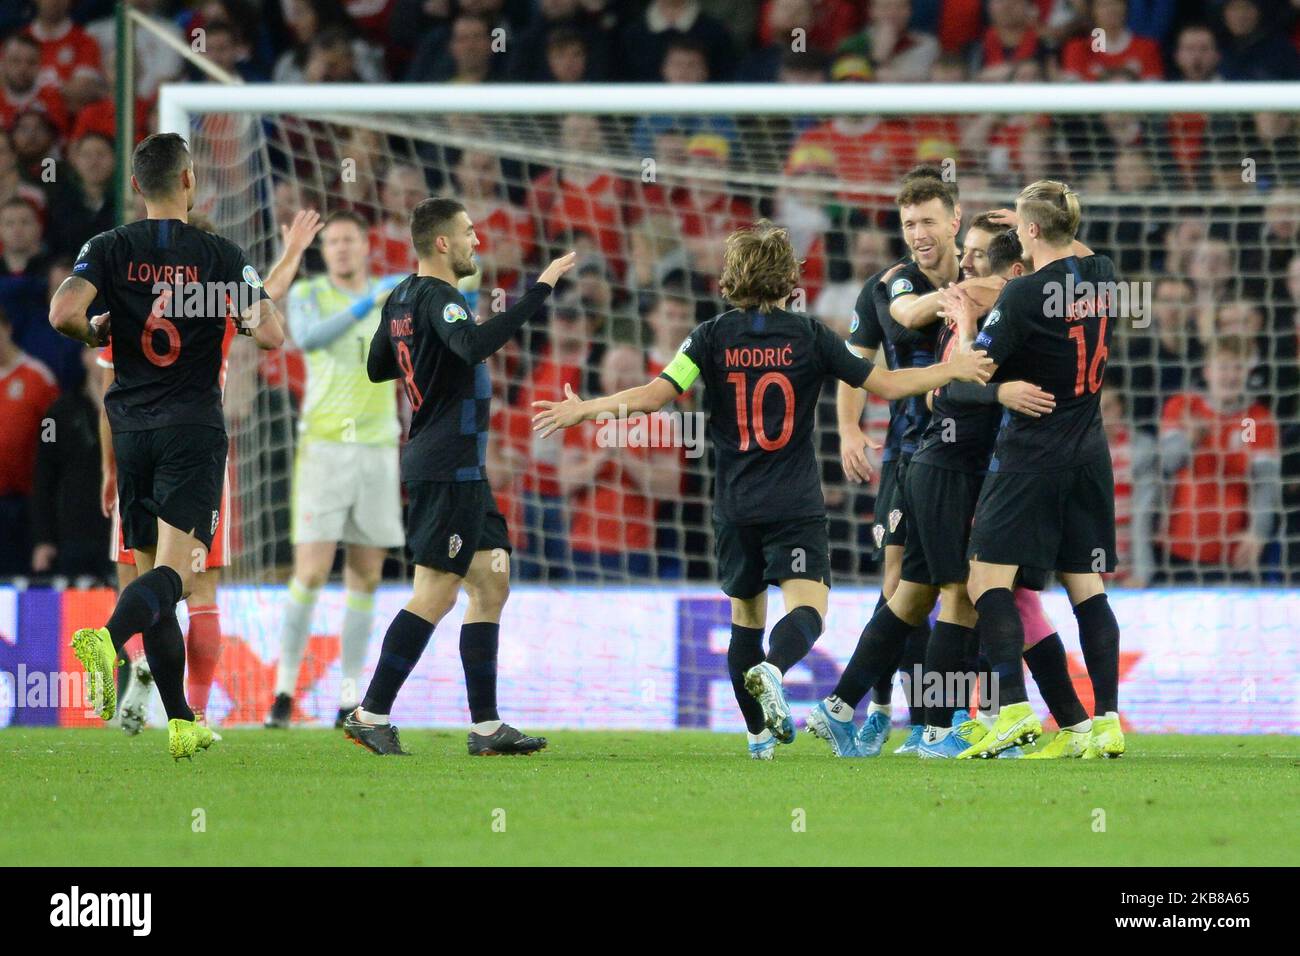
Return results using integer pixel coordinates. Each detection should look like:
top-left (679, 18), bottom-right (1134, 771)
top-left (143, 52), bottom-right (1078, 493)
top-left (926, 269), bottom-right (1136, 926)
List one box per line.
top-left (159, 81), bottom-right (1300, 200)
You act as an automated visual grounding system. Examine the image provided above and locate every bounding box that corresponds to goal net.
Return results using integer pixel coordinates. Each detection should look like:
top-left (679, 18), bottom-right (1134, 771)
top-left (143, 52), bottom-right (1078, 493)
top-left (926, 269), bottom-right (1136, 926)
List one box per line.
top-left (161, 82), bottom-right (1299, 733)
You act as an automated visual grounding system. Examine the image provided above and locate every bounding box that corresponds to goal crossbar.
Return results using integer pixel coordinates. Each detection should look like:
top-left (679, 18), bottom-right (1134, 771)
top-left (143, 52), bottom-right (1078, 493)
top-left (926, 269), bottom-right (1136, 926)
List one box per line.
top-left (158, 81), bottom-right (1300, 136)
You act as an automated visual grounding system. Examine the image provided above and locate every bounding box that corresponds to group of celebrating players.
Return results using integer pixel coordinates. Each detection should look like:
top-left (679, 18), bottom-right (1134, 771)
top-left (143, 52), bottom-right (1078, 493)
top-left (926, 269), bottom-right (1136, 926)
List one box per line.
top-left (54, 128), bottom-right (1124, 763)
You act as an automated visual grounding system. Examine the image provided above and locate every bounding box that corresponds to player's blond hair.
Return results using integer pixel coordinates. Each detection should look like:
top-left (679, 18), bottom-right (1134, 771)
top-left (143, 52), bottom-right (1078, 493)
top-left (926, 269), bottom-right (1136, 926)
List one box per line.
top-left (719, 219), bottom-right (800, 311)
top-left (1016, 180), bottom-right (1082, 246)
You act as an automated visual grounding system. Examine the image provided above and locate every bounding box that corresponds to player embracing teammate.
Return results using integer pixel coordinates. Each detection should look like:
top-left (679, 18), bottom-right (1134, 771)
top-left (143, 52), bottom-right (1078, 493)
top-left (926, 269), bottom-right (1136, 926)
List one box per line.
top-left (957, 181), bottom-right (1125, 759)
top-left (533, 220), bottom-right (992, 759)
top-left (813, 181), bottom-right (1124, 759)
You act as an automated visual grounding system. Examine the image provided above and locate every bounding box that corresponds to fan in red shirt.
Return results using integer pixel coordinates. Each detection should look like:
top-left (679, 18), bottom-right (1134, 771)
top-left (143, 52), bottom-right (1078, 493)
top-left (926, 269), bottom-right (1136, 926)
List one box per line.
top-left (1159, 335), bottom-right (1280, 576)
top-left (0, 305), bottom-right (60, 574)
top-left (367, 162), bottom-right (425, 276)
top-left (514, 291), bottom-right (602, 580)
top-left (529, 114), bottom-right (639, 275)
top-left (453, 148), bottom-right (536, 294)
top-left (24, 0), bottom-right (104, 114)
top-left (1060, 0), bottom-right (1165, 81)
top-left (0, 33), bottom-right (70, 135)
top-left (974, 0), bottom-right (1047, 78)
top-left (562, 345), bottom-right (683, 579)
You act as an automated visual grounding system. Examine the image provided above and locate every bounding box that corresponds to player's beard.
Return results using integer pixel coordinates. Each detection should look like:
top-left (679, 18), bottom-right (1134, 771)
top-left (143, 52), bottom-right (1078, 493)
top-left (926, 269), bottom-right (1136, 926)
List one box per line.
top-left (452, 250), bottom-right (476, 279)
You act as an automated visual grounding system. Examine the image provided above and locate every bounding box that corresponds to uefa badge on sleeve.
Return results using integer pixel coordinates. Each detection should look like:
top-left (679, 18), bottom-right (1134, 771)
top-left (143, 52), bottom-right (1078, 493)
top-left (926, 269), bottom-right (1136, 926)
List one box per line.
top-left (443, 303), bottom-right (468, 324)
top-left (449, 534), bottom-right (463, 558)
top-left (242, 265), bottom-right (264, 289)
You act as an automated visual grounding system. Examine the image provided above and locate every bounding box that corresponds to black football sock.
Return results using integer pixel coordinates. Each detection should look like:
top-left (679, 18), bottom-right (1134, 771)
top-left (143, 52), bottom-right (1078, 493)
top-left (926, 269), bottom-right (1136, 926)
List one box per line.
top-left (362, 609), bottom-right (435, 715)
top-left (924, 621), bottom-right (973, 727)
top-left (459, 622), bottom-right (500, 724)
top-left (868, 592), bottom-right (894, 704)
top-left (105, 566), bottom-right (182, 652)
top-left (974, 589), bottom-right (1027, 707)
top-left (727, 624), bottom-right (766, 735)
top-left (765, 605), bottom-right (822, 673)
top-left (833, 604), bottom-right (913, 710)
top-left (1073, 594), bottom-right (1121, 715)
top-left (1024, 633), bottom-right (1089, 728)
top-left (142, 613), bottom-right (193, 722)
top-left (897, 621), bottom-right (931, 724)
top-left (976, 655), bottom-right (995, 719)
top-left (957, 628), bottom-right (979, 712)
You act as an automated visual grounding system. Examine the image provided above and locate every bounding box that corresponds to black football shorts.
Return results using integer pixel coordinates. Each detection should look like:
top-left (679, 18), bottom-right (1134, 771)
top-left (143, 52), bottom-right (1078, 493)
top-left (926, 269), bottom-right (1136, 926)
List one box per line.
top-left (967, 457), bottom-right (1117, 574)
top-left (406, 479), bottom-right (511, 577)
top-left (113, 424), bottom-right (227, 551)
top-left (900, 461), bottom-right (983, 586)
top-left (714, 515), bottom-right (831, 599)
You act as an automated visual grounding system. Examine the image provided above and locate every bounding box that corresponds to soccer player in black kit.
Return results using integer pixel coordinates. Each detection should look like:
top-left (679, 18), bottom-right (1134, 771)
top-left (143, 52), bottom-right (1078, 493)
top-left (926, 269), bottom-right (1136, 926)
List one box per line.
top-left (342, 197), bottom-right (575, 756)
top-left (532, 221), bottom-right (991, 759)
top-left (837, 166), bottom-right (963, 754)
top-left (50, 132), bottom-right (286, 760)
top-left (959, 181), bottom-right (1125, 759)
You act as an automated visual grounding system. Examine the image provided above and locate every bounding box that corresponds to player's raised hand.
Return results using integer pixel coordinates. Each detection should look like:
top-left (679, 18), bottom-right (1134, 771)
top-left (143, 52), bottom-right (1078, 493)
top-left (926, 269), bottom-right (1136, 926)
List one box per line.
top-left (985, 208), bottom-right (1018, 228)
top-left (939, 285), bottom-right (979, 337)
top-left (838, 425), bottom-right (881, 484)
top-left (538, 251), bottom-right (578, 288)
top-left (531, 382), bottom-right (586, 437)
top-left (997, 381), bottom-right (1056, 417)
top-left (280, 209), bottom-right (323, 255)
top-left (948, 348), bottom-right (994, 383)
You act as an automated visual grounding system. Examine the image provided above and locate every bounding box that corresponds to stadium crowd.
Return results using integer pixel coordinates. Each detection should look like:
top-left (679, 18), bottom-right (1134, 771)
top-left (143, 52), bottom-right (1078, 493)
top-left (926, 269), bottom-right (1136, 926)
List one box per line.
top-left (1, 0), bottom-right (1299, 585)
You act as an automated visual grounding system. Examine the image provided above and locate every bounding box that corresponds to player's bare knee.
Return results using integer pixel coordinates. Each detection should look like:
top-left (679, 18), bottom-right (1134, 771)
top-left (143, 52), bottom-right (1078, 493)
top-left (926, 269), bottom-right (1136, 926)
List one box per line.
top-left (465, 578), bottom-right (508, 617)
top-left (938, 585), bottom-right (977, 628)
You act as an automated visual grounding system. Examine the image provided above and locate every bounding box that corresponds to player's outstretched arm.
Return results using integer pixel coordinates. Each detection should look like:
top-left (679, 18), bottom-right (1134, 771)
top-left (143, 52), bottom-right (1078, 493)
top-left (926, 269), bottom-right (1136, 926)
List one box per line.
top-left (863, 349), bottom-right (993, 400)
top-left (531, 378), bottom-right (678, 439)
top-left (48, 276), bottom-right (108, 346)
top-left (263, 209), bottom-right (323, 302)
top-left (442, 252), bottom-right (576, 366)
top-left (889, 289), bottom-right (946, 330)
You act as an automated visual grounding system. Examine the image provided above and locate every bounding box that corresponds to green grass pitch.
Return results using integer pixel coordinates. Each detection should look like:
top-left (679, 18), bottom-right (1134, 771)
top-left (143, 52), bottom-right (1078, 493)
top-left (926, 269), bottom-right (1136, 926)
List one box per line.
top-left (2, 729), bottom-right (1296, 866)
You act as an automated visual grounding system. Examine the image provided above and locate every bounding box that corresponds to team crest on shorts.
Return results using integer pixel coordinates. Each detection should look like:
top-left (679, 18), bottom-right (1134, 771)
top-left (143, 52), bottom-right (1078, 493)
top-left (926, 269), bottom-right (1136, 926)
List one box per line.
top-left (449, 534), bottom-right (463, 558)
top-left (872, 523), bottom-right (885, 549)
top-left (888, 509), bottom-right (902, 533)
top-left (211, 510), bottom-right (220, 534)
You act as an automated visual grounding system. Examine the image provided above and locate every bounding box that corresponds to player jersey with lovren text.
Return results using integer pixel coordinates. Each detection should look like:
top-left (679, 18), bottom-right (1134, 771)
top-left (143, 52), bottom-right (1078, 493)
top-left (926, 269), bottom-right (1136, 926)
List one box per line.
top-left (975, 254), bottom-right (1119, 473)
top-left (369, 274), bottom-right (553, 483)
top-left (288, 274), bottom-right (399, 447)
top-left (73, 218), bottom-right (270, 433)
top-left (658, 307), bottom-right (873, 525)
